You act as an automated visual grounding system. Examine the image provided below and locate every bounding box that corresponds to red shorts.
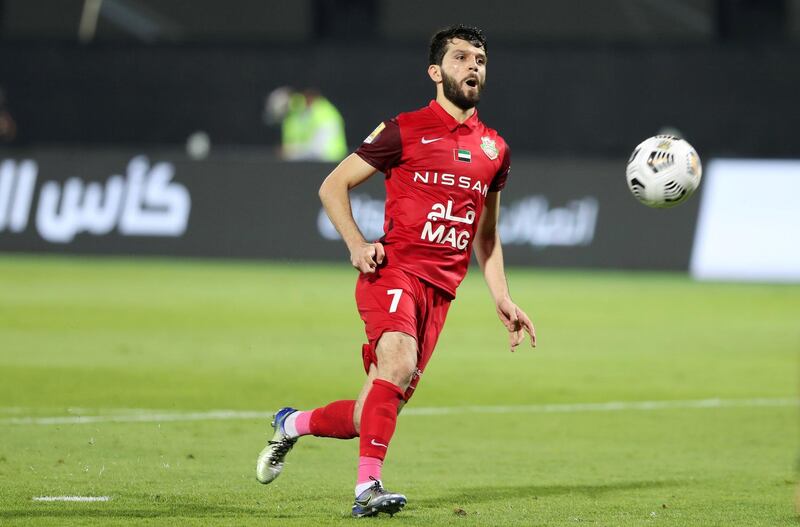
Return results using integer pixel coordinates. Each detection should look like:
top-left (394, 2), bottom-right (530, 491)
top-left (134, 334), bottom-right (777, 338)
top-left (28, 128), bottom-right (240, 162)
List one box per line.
top-left (355, 266), bottom-right (452, 401)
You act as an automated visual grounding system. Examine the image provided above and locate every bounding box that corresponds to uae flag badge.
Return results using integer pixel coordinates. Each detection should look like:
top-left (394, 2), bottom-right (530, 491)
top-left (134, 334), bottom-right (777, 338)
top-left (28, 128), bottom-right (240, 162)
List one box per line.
top-left (454, 148), bottom-right (471, 163)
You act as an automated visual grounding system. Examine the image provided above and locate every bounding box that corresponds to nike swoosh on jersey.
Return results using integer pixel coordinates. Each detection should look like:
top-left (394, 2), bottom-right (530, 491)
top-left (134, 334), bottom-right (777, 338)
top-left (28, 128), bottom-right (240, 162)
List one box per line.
top-left (420, 137), bottom-right (443, 144)
top-left (370, 439), bottom-right (388, 448)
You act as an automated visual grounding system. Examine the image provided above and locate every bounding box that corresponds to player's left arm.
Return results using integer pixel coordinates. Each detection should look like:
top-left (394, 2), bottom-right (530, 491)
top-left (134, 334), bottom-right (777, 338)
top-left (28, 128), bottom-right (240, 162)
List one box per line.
top-left (474, 191), bottom-right (536, 351)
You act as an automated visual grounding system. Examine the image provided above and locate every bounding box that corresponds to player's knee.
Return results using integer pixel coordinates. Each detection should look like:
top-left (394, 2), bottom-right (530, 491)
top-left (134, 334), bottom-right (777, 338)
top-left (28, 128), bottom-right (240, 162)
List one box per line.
top-left (377, 358), bottom-right (415, 387)
top-left (391, 359), bottom-right (416, 388)
top-left (388, 365), bottom-right (415, 388)
top-left (376, 332), bottom-right (417, 388)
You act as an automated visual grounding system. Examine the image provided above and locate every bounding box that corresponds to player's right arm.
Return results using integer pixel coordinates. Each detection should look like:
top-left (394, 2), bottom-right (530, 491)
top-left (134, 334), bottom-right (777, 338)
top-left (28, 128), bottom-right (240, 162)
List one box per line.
top-left (319, 153), bottom-right (385, 273)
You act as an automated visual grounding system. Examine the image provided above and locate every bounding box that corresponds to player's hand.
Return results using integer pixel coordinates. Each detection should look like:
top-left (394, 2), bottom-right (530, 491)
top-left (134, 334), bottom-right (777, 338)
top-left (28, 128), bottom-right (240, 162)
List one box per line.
top-left (350, 242), bottom-right (385, 274)
top-left (496, 297), bottom-right (536, 352)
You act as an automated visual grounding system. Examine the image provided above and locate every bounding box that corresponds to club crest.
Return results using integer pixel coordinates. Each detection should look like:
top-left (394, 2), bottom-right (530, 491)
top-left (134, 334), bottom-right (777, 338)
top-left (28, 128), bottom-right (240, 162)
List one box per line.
top-left (480, 137), bottom-right (498, 160)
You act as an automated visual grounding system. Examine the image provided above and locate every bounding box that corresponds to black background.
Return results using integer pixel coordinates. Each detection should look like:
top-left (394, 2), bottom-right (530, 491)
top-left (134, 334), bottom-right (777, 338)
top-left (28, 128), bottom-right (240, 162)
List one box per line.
top-left (0, 149), bottom-right (701, 270)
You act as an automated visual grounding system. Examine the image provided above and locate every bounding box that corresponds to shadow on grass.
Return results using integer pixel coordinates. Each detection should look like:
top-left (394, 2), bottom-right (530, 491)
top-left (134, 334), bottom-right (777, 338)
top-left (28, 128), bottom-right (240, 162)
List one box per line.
top-left (0, 503), bottom-right (304, 520)
top-left (0, 494), bottom-right (316, 525)
top-left (1, 481), bottom-right (682, 520)
top-left (414, 479), bottom-right (682, 508)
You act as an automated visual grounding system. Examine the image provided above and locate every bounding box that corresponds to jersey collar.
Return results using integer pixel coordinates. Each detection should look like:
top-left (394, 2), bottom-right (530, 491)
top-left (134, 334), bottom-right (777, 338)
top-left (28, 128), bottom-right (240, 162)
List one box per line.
top-left (429, 100), bottom-right (480, 132)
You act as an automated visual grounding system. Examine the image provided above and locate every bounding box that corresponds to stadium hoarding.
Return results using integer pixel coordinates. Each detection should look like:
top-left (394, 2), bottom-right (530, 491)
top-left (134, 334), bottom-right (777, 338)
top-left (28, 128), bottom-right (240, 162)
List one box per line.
top-left (690, 159), bottom-right (800, 282)
top-left (0, 149), bottom-right (700, 270)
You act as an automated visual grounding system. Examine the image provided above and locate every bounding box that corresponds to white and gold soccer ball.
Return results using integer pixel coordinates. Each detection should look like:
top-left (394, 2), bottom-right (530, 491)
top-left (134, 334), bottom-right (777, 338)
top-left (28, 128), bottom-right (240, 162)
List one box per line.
top-left (625, 135), bottom-right (702, 208)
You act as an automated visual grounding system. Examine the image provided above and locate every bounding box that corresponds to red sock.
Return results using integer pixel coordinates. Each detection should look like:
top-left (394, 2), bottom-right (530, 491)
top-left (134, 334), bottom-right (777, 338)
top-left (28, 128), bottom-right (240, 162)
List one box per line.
top-left (309, 400), bottom-right (358, 439)
top-left (359, 379), bottom-right (404, 461)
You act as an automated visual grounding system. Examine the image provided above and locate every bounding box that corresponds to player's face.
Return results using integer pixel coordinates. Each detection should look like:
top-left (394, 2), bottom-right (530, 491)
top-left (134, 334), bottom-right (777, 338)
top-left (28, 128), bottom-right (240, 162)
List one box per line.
top-left (440, 38), bottom-right (487, 110)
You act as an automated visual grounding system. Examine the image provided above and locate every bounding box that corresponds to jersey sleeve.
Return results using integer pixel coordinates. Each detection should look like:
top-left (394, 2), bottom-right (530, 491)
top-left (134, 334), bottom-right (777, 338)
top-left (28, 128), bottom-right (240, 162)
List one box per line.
top-left (355, 119), bottom-right (402, 173)
top-left (489, 142), bottom-right (511, 192)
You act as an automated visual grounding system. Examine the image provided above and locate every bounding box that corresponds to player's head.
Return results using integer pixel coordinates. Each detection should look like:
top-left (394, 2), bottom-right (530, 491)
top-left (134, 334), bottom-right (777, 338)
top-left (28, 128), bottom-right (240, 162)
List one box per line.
top-left (428, 25), bottom-right (487, 111)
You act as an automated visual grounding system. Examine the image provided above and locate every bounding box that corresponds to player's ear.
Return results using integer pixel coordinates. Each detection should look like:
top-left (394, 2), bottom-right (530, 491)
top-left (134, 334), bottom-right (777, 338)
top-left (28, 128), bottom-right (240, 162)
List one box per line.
top-left (427, 64), bottom-right (442, 83)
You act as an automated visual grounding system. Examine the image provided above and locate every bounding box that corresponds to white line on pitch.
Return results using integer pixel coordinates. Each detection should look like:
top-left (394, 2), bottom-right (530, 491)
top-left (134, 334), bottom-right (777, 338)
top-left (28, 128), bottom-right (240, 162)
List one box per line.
top-left (404, 397), bottom-right (800, 416)
top-left (33, 496), bottom-right (110, 502)
top-left (5, 410), bottom-right (272, 425)
top-left (1, 397), bottom-right (796, 426)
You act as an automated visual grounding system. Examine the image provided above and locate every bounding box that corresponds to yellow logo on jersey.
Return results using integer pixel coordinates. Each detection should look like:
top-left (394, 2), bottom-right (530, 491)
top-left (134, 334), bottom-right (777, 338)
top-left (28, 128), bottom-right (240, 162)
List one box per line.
top-left (363, 122), bottom-right (386, 144)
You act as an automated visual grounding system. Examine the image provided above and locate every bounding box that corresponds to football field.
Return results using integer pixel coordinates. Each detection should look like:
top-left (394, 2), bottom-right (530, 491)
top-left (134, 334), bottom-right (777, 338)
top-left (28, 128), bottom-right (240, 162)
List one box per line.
top-left (0, 255), bottom-right (798, 526)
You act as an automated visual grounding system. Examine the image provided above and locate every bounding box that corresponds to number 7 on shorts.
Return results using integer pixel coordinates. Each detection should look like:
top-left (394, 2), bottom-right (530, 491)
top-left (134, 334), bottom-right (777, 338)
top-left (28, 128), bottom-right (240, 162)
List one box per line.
top-left (387, 289), bottom-right (403, 313)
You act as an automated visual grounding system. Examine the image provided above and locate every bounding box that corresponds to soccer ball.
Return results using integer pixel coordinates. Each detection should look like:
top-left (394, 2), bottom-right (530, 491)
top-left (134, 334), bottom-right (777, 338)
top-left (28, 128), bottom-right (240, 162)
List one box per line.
top-left (625, 135), bottom-right (702, 208)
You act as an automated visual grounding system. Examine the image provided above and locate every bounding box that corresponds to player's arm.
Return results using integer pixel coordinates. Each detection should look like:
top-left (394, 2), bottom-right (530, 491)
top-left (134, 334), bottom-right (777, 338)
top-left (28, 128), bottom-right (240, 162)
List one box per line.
top-left (474, 191), bottom-right (536, 351)
top-left (319, 153), bottom-right (385, 273)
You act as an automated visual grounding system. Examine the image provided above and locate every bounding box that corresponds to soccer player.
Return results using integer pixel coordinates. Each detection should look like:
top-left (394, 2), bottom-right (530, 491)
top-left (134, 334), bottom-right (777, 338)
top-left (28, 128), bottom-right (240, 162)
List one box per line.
top-left (256, 24), bottom-right (536, 518)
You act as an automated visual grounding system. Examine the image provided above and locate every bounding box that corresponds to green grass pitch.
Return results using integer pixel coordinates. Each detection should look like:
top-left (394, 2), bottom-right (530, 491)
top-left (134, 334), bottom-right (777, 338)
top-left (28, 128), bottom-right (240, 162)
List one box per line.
top-left (0, 254), bottom-right (798, 526)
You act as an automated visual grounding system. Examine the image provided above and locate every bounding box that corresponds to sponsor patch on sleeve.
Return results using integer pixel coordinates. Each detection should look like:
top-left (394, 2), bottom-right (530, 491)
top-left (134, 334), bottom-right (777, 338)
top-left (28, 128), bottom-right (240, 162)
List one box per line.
top-left (363, 122), bottom-right (386, 144)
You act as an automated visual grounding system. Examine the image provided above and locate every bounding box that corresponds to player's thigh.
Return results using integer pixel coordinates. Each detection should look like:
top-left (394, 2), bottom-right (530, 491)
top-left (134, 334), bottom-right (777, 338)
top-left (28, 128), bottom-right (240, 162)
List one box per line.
top-left (375, 331), bottom-right (418, 387)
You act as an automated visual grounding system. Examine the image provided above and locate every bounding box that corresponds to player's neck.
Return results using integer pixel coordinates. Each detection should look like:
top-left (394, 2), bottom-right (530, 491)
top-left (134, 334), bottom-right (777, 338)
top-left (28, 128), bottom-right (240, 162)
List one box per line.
top-left (436, 95), bottom-right (475, 123)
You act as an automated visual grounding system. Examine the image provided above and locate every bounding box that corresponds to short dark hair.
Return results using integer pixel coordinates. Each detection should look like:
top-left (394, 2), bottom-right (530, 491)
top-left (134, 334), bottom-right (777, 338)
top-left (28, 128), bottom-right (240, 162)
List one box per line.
top-left (429, 25), bottom-right (487, 66)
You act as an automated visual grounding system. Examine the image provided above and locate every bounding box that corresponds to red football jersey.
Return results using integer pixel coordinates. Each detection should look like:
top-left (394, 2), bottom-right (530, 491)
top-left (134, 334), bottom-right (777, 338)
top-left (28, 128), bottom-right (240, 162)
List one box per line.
top-left (355, 100), bottom-right (510, 297)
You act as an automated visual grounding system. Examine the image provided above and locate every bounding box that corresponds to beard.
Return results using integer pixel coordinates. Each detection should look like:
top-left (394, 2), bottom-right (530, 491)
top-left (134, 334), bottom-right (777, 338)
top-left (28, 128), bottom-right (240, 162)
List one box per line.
top-left (442, 70), bottom-right (483, 111)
